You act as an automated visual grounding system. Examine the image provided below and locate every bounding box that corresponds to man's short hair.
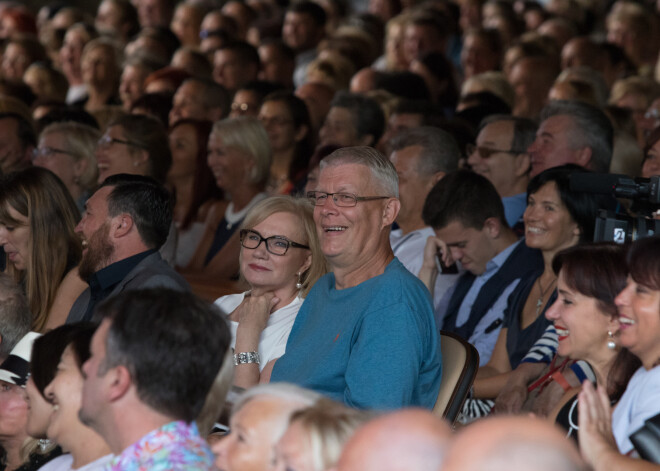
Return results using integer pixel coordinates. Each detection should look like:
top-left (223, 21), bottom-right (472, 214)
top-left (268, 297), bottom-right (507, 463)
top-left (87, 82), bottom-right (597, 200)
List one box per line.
top-left (389, 126), bottom-right (460, 175)
top-left (287, 1), bottom-right (327, 27)
top-left (0, 274), bottom-right (32, 359)
top-left (540, 100), bottom-right (613, 173)
top-left (321, 146), bottom-right (398, 197)
top-left (423, 169), bottom-right (508, 230)
top-left (390, 99), bottom-right (443, 124)
top-left (97, 288), bottom-right (231, 422)
top-left (331, 92), bottom-right (385, 145)
top-left (219, 40), bottom-right (260, 67)
top-left (99, 174), bottom-right (172, 250)
top-left (259, 38), bottom-right (295, 62)
top-left (479, 114), bottom-right (538, 154)
top-left (184, 77), bottom-right (230, 118)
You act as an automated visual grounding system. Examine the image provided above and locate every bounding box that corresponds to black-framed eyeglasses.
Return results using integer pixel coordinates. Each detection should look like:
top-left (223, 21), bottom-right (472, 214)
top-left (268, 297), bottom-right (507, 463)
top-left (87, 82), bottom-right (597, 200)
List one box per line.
top-left (97, 135), bottom-right (147, 150)
top-left (466, 143), bottom-right (527, 159)
top-left (239, 229), bottom-right (309, 256)
top-left (31, 146), bottom-right (73, 161)
top-left (306, 191), bottom-right (390, 207)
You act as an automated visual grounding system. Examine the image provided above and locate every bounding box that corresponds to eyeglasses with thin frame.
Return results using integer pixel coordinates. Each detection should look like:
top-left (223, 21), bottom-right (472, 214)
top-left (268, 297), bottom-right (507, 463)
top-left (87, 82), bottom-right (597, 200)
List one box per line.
top-left (32, 146), bottom-right (73, 162)
top-left (466, 143), bottom-right (527, 159)
top-left (97, 135), bottom-right (147, 150)
top-left (306, 191), bottom-right (390, 207)
top-left (239, 229), bottom-right (309, 256)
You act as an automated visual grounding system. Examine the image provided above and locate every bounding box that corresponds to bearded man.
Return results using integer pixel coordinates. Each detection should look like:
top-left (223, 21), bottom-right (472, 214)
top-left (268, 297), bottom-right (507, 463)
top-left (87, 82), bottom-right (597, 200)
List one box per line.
top-left (67, 174), bottom-right (189, 323)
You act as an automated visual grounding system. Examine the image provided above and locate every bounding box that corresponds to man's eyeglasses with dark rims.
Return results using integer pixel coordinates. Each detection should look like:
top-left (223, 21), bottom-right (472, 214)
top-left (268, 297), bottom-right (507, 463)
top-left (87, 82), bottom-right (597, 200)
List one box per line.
top-left (239, 229), bottom-right (309, 256)
top-left (465, 144), bottom-right (527, 159)
top-left (306, 191), bottom-right (390, 207)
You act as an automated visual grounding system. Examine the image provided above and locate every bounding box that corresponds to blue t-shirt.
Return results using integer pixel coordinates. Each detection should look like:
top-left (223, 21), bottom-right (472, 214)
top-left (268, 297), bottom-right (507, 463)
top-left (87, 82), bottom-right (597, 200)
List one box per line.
top-left (271, 258), bottom-right (443, 410)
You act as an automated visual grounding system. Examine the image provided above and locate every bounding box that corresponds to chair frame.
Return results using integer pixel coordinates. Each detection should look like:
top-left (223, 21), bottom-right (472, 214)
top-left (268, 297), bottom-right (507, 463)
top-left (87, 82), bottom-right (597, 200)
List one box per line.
top-left (434, 330), bottom-right (480, 424)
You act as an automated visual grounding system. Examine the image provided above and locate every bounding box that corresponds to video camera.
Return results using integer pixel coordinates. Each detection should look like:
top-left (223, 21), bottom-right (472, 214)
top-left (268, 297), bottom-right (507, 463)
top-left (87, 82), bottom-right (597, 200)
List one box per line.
top-left (569, 173), bottom-right (660, 243)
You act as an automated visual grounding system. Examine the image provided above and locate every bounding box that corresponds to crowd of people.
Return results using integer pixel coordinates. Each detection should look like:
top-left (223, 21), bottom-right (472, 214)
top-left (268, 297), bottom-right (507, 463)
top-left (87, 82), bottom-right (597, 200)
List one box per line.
top-left (0, 0), bottom-right (659, 469)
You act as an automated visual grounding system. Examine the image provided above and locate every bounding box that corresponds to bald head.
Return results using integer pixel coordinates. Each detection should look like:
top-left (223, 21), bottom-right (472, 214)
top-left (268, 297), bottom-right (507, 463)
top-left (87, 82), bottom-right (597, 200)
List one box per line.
top-left (443, 416), bottom-right (586, 471)
top-left (337, 409), bottom-right (451, 471)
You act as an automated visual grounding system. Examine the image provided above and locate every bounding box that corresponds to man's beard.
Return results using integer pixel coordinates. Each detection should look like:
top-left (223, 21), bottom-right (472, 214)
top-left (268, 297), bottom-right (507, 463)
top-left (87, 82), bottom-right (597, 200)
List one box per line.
top-left (79, 223), bottom-right (115, 282)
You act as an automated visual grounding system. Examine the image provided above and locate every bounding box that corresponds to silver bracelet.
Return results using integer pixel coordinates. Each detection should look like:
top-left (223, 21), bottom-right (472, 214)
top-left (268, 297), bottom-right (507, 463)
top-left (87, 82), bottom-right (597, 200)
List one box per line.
top-left (233, 351), bottom-right (260, 366)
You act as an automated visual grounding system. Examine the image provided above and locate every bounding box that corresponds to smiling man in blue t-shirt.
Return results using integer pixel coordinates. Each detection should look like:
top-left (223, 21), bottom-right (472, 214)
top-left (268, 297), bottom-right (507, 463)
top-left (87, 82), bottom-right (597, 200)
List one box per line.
top-left (270, 146), bottom-right (442, 410)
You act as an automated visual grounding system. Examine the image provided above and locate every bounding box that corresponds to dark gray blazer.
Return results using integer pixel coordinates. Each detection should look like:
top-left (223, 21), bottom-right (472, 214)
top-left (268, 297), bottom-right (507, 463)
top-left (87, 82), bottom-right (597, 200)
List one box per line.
top-left (66, 252), bottom-right (190, 323)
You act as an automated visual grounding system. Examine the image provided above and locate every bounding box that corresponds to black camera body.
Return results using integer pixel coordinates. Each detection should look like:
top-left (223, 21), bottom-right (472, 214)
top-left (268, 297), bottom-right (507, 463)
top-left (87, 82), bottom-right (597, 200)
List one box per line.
top-left (569, 174), bottom-right (660, 243)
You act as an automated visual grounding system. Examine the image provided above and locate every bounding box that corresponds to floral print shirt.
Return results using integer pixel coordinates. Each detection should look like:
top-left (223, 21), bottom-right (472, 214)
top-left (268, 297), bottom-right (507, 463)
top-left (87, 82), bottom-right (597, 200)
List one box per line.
top-left (104, 421), bottom-right (214, 471)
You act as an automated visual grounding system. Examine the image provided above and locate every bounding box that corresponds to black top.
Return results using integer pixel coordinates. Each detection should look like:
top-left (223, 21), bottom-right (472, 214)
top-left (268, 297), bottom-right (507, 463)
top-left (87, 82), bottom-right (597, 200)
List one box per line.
top-left (3, 445), bottom-right (63, 471)
top-left (556, 393), bottom-right (580, 442)
top-left (82, 249), bottom-right (157, 321)
top-left (204, 217), bottom-right (241, 266)
top-left (504, 272), bottom-right (555, 369)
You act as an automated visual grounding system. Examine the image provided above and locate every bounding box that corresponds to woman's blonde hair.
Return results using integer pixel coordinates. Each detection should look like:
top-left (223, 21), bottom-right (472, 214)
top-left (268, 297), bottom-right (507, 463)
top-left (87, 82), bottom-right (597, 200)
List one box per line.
top-left (288, 398), bottom-right (373, 471)
top-left (211, 117), bottom-right (272, 187)
top-left (40, 122), bottom-right (100, 192)
top-left (240, 195), bottom-right (326, 297)
top-left (0, 168), bottom-right (81, 332)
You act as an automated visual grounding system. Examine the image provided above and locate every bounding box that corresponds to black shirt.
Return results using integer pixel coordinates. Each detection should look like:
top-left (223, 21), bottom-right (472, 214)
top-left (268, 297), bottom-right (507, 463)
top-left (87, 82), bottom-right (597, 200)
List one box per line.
top-left (82, 249), bottom-right (156, 321)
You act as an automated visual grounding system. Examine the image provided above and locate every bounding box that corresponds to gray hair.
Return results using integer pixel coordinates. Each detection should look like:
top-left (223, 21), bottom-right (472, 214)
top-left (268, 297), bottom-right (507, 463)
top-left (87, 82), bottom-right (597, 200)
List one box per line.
top-left (0, 274), bottom-right (32, 360)
top-left (320, 146), bottom-right (399, 197)
top-left (540, 100), bottom-right (613, 173)
top-left (233, 383), bottom-right (322, 416)
top-left (389, 126), bottom-right (460, 175)
top-left (211, 117), bottom-right (272, 187)
top-left (479, 114), bottom-right (538, 154)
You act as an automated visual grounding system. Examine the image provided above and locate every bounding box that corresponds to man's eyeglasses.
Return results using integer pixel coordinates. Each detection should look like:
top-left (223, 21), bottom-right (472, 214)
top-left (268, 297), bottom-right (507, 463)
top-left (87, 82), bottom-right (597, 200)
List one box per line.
top-left (32, 147), bottom-right (73, 161)
top-left (306, 191), bottom-right (390, 207)
top-left (239, 229), bottom-right (309, 256)
top-left (466, 144), bottom-right (527, 159)
top-left (97, 135), bottom-right (147, 150)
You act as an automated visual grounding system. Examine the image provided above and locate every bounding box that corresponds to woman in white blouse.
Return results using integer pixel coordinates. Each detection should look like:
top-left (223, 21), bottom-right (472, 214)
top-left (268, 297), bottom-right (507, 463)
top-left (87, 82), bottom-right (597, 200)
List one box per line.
top-left (214, 196), bottom-right (326, 388)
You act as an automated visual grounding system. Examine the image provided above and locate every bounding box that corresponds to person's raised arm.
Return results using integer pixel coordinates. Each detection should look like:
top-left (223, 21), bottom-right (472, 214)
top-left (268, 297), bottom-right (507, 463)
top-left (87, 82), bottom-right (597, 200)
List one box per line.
top-left (578, 381), bottom-right (660, 471)
top-left (232, 292), bottom-right (279, 389)
top-left (418, 236), bottom-right (452, 295)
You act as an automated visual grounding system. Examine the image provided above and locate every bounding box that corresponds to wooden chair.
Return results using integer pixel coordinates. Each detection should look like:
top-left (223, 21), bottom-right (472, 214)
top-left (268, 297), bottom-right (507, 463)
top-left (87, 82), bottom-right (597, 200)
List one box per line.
top-left (433, 331), bottom-right (479, 425)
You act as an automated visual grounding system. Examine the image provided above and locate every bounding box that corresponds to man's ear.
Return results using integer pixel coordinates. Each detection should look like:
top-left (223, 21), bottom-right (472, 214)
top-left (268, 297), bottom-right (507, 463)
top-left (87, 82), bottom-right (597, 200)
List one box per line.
top-left (574, 146), bottom-right (593, 170)
top-left (294, 124), bottom-right (309, 143)
top-left (132, 149), bottom-right (149, 169)
top-left (106, 365), bottom-right (132, 402)
top-left (483, 216), bottom-right (502, 239)
top-left (431, 171), bottom-right (445, 186)
top-left (111, 214), bottom-right (134, 239)
top-left (514, 152), bottom-right (531, 177)
top-left (358, 134), bottom-right (375, 147)
top-left (382, 198), bottom-right (401, 227)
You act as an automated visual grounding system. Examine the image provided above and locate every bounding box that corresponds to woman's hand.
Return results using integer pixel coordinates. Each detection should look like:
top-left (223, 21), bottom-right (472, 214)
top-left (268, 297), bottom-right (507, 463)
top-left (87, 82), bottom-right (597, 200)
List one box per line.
top-left (578, 380), bottom-right (618, 468)
top-left (233, 292), bottom-right (280, 337)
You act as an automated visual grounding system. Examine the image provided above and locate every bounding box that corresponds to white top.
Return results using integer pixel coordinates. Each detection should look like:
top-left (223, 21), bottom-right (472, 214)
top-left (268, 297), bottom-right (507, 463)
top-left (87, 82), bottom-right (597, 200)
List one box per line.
top-left (214, 292), bottom-right (302, 371)
top-left (65, 84), bottom-right (87, 105)
top-left (390, 227), bottom-right (459, 310)
top-left (612, 365), bottom-right (660, 454)
top-left (38, 453), bottom-right (113, 471)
